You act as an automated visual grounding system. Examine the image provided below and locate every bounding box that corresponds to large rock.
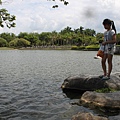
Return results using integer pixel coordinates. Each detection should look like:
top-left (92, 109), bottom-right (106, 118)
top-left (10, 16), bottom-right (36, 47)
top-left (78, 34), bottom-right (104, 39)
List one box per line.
top-left (114, 46), bottom-right (120, 55)
top-left (62, 73), bottom-right (120, 119)
top-left (109, 114), bottom-right (120, 120)
top-left (61, 73), bottom-right (120, 91)
top-left (71, 112), bottom-right (108, 120)
top-left (72, 112), bottom-right (120, 120)
top-left (80, 91), bottom-right (120, 110)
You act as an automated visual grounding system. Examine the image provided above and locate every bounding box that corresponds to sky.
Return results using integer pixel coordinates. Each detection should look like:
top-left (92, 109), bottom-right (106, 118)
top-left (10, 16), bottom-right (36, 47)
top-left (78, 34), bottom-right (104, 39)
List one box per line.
top-left (0, 0), bottom-right (120, 35)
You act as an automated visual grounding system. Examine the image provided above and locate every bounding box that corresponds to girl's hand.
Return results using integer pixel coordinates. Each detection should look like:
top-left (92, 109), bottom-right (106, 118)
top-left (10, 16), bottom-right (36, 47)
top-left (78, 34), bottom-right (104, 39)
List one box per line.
top-left (102, 42), bottom-right (107, 45)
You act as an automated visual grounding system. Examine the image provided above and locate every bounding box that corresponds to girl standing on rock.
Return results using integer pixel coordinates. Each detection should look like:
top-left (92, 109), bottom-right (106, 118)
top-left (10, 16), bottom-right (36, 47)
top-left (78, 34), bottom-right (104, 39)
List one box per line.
top-left (100, 19), bottom-right (117, 80)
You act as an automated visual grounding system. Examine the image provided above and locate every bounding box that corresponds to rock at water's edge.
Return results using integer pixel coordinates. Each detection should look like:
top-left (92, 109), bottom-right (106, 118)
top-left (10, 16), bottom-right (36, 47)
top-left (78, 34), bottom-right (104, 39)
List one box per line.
top-left (114, 46), bottom-right (120, 55)
top-left (71, 112), bottom-right (108, 120)
top-left (80, 91), bottom-right (120, 109)
top-left (72, 112), bottom-right (120, 120)
top-left (109, 114), bottom-right (120, 120)
top-left (61, 73), bottom-right (120, 91)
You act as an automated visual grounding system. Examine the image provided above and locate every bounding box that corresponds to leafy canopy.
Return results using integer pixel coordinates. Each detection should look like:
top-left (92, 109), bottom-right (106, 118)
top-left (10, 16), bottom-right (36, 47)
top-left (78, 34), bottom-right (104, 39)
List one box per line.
top-left (0, 8), bottom-right (16, 28)
top-left (0, 0), bottom-right (69, 28)
top-left (0, 0), bottom-right (16, 28)
top-left (48, 0), bottom-right (69, 8)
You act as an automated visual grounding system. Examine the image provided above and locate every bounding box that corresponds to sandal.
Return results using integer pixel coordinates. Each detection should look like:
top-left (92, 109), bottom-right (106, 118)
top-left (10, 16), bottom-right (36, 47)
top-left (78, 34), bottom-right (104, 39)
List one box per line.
top-left (99, 75), bottom-right (105, 78)
top-left (102, 76), bottom-right (110, 80)
top-left (94, 56), bottom-right (101, 59)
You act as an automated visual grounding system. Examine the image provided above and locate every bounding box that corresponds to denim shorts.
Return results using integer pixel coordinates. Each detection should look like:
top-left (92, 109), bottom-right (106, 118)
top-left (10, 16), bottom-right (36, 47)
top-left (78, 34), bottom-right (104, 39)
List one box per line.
top-left (104, 46), bottom-right (114, 55)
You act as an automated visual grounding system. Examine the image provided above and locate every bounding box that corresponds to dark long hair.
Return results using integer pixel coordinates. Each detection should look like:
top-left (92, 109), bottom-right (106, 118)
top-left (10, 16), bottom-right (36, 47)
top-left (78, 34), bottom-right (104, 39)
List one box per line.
top-left (103, 19), bottom-right (117, 34)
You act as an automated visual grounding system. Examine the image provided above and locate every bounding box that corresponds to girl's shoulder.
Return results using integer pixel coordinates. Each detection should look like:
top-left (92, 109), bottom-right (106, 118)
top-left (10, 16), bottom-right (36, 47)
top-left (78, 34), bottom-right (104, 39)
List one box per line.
top-left (104, 31), bottom-right (107, 34)
top-left (104, 29), bottom-right (115, 35)
top-left (109, 29), bottom-right (115, 35)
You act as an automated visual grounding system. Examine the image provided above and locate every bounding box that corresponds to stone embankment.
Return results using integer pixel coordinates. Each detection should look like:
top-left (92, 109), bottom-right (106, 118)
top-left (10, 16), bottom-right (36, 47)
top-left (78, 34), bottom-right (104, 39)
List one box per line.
top-left (115, 46), bottom-right (120, 55)
top-left (61, 73), bottom-right (120, 120)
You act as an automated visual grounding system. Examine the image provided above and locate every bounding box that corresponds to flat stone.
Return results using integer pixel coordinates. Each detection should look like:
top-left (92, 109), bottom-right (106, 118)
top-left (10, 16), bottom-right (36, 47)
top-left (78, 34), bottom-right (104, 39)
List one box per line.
top-left (62, 73), bottom-right (120, 119)
top-left (61, 73), bottom-right (120, 91)
top-left (80, 91), bottom-right (120, 109)
top-left (71, 112), bottom-right (108, 120)
top-left (114, 46), bottom-right (120, 55)
top-left (109, 114), bottom-right (120, 120)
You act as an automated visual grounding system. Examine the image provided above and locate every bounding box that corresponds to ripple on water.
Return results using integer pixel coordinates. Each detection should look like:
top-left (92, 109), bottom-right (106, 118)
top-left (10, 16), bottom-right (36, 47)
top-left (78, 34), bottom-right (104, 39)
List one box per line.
top-left (0, 50), bottom-right (120, 120)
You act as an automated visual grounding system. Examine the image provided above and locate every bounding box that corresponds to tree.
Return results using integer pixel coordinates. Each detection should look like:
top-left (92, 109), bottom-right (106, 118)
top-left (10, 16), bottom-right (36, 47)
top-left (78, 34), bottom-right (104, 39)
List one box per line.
top-left (0, 37), bottom-right (8, 47)
top-left (116, 33), bottom-right (120, 45)
top-left (84, 28), bottom-right (96, 36)
top-left (9, 38), bottom-right (30, 47)
top-left (80, 26), bottom-right (84, 34)
top-left (60, 26), bottom-right (73, 34)
top-left (39, 32), bottom-right (52, 46)
top-left (50, 31), bottom-right (58, 45)
top-left (0, 0), bottom-right (16, 28)
top-left (26, 33), bottom-right (39, 46)
top-left (0, 0), bottom-right (69, 28)
top-left (96, 33), bottom-right (103, 43)
top-left (0, 32), bottom-right (16, 43)
top-left (74, 26), bottom-right (84, 34)
top-left (0, 8), bottom-right (16, 28)
top-left (18, 32), bottom-right (29, 39)
top-left (50, 0), bottom-right (69, 8)
top-left (36, 40), bottom-right (42, 46)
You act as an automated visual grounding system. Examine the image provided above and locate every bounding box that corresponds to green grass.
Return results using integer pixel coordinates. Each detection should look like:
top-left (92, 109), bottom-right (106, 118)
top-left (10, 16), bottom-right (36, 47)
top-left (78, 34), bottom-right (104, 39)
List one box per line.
top-left (95, 88), bottom-right (117, 93)
top-left (0, 47), bottom-right (15, 50)
top-left (71, 46), bottom-right (80, 50)
top-left (85, 45), bottom-right (99, 50)
top-left (71, 45), bottom-right (99, 51)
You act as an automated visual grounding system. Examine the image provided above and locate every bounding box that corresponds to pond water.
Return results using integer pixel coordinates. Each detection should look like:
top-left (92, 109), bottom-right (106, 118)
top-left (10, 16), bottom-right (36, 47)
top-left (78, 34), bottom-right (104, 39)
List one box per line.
top-left (0, 50), bottom-right (120, 120)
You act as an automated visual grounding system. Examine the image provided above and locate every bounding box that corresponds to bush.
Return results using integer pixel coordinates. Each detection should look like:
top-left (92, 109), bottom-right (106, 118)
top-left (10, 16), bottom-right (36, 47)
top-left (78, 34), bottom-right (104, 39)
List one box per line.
top-left (9, 38), bottom-right (30, 47)
top-left (96, 88), bottom-right (116, 93)
top-left (71, 46), bottom-right (86, 50)
top-left (0, 37), bottom-right (8, 47)
top-left (78, 46), bottom-right (85, 50)
top-left (71, 45), bottom-right (99, 51)
top-left (85, 45), bottom-right (99, 51)
top-left (71, 46), bottom-right (78, 50)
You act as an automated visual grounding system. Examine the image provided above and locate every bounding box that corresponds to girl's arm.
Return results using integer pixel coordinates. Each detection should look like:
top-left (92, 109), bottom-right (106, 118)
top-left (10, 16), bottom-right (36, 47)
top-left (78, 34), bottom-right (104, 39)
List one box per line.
top-left (102, 34), bottom-right (117, 45)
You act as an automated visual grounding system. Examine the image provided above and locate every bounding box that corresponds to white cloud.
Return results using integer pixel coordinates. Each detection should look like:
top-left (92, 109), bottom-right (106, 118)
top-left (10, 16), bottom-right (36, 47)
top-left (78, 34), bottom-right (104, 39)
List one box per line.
top-left (0, 0), bottom-right (120, 34)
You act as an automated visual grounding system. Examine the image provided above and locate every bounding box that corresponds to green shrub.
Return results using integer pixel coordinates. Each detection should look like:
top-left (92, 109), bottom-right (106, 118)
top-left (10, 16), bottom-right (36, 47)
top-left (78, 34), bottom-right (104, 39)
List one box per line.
top-left (95, 88), bottom-right (116, 93)
top-left (78, 46), bottom-right (85, 50)
top-left (9, 38), bottom-right (30, 47)
top-left (71, 45), bottom-right (100, 51)
top-left (71, 46), bottom-right (78, 50)
top-left (71, 45), bottom-right (86, 50)
top-left (85, 45), bottom-right (99, 50)
top-left (0, 38), bottom-right (8, 47)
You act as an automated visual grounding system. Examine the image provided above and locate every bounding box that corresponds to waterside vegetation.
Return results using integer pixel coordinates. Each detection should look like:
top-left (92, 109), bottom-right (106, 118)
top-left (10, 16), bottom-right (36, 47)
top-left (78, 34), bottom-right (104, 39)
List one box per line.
top-left (0, 26), bottom-right (120, 50)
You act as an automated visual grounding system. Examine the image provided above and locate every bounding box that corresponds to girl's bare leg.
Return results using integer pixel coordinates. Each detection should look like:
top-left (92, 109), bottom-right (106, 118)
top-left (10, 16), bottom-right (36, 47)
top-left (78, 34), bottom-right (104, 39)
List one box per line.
top-left (101, 54), bottom-right (107, 76)
top-left (107, 54), bottom-right (113, 77)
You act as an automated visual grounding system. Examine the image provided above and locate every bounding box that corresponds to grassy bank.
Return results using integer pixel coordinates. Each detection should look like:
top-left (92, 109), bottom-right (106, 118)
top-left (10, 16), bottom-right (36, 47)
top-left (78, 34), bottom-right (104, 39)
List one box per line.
top-left (18, 46), bottom-right (72, 50)
top-left (0, 47), bottom-right (15, 50)
top-left (0, 45), bottom-right (100, 51)
top-left (0, 45), bottom-right (119, 51)
top-left (71, 45), bottom-right (99, 51)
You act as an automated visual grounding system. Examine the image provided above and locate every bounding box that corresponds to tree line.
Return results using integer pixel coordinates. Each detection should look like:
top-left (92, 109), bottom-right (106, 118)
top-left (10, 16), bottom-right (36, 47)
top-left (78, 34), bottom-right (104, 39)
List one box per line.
top-left (0, 26), bottom-right (120, 48)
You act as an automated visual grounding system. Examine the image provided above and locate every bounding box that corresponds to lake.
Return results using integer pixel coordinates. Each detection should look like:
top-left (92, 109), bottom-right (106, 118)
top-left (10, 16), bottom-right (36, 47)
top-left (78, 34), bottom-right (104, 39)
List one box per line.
top-left (0, 50), bottom-right (120, 120)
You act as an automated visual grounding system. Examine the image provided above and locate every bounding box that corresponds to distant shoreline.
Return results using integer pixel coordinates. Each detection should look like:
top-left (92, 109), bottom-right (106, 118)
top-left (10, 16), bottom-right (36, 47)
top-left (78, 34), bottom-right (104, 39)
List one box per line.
top-left (0, 47), bottom-right (15, 50)
top-left (0, 46), bottom-right (72, 50)
top-left (0, 46), bottom-right (120, 55)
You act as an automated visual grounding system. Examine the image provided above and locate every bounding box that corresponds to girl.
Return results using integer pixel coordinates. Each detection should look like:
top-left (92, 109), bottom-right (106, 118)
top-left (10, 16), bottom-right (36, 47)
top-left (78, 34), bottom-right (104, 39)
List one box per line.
top-left (100, 19), bottom-right (117, 80)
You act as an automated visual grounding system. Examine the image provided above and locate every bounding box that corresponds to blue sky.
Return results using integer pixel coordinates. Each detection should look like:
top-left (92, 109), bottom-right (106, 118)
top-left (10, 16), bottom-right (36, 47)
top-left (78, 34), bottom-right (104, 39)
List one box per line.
top-left (0, 0), bottom-right (120, 35)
